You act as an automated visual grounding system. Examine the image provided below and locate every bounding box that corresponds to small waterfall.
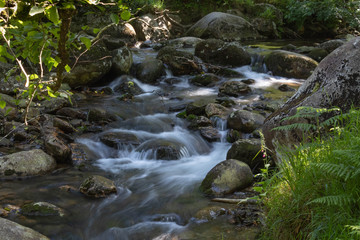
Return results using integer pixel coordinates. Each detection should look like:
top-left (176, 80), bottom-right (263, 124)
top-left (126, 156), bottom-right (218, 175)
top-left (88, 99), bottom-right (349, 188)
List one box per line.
top-left (210, 116), bottom-right (228, 143)
top-left (250, 53), bottom-right (267, 73)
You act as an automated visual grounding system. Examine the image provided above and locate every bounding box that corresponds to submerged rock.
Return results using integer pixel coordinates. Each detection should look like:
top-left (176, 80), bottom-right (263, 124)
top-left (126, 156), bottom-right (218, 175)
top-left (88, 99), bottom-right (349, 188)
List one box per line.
top-left (21, 202), bottom-right (65, 217)
top-left (0, 149), bottom-right (56, 177)
top-left (135, 139), bottom-right (185, 160)
top-left (200, 159), bottom-right (253, 196)
top-left (100, 132), bottom-right (140, 148)
top-left (0, 217), bottom-right (50, 240)
top-left (187, 12), bottom-right (261, 41)
top-left (80, 175), bottom-right (117, 198)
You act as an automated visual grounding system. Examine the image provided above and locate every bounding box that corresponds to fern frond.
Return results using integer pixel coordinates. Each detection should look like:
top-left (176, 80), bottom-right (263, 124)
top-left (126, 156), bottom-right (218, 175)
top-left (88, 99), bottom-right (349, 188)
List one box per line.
top-left (346, 225), bottom-right (360, 236)
top-left (310, 194), bottom-right (355, 207)
top-left (313, 163), bottom-right (355, 181)
top-left (272, 123), bottom-right (317, 132)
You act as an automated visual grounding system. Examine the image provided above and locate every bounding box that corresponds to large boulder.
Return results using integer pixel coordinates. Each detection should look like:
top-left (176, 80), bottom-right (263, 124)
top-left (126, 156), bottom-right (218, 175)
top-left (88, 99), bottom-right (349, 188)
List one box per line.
top-left (226, 139), bottom-right (263, 172)
top-left (186, 12), bottom-right (261, 41)
top-left (200, 159), bottom-right (253, 196)
top-left (195, 39), bottom-right (251, 67)
top-left (131, 14), bottom-right (171, 41)
top-left (136, 58), bottom-right (164, 84)
top-left (227, 110), bottom-right (265, 133)
top-left (111, 46), bottom-right (133, 75)
top-left (157, 46), bottom-right (200, 75)
top-left (262, 37), bottom-right (360, 160)
top-left (80, 175), bottom-right (117, 198)
top-left (64, 42), bottom-right (113, 88)
top-left (0, 217), bottom-right (49, 240)
top-left (264, 50), bottom-right (318, 79)
top-left (0, 149), bottom-right (56, 177)
top-left (319, 39), bottom-right (345, 53)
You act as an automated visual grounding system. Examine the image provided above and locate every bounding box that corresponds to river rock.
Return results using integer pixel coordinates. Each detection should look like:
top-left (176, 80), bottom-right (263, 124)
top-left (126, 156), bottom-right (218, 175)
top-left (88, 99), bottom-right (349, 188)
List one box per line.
top-left (226, 129), bottom-right (242, 143)
top-left (157, 46), bottom-right (200, 76)
top-left (45, 133), bottom-right (72, 163)
top-left (64, 42), bottom-right (113, 88)
top-left (200, 159), bottom-right (253, 196)
top-left (190, 73), bottom-right (220, 87)
top-left (112, 75), bottom-right (144, 96)
top-left (111, 46), bottom-right (133, 75)
top-left (100, 132), bottom-right (140, 148)
top-left (0, 149), bottom-right (56, 177)
top-left (219, 81), bottom-right (252, 97)
top-left (319, 39), bottom-right (345, 53)
top-left (87, 107), bottom-right (117, 123)
top-left (199, 126), bottom-right (221, 142)
top-left (21, 202), bottom-right (65, 217)
top-left (0, 217), bottom-right (50, 240)
top-left (195, 39), bottom-right (251, 67)
top-left (135, 139), bottom-right (185, 160)
top-left (264, 50), bottom-right (318, 79)
top-left (205, 103), bottom-right (229, 118)
top-left (80, 175), bottom-right (117, 198)
top-left (167, 37), bottom-right (204, 48)
top-left (251, 17), bottom-right (279, 39)
top-left (262, 37), bottom-right (360, 161)
top-left (131, 13), bottom-right (171, 41)
top-left (188, 116), bottom-right (212, 130)
top-left (226, 139), bottom-right (263, 172)
top-left (56, 107), bottom-right (87, 120)
top-left (53, 117), bottom-right (76, 133)
top-left (136, 58), bottom-right (164, 84)
top-left (186, 12), bottom-right (261, 41)
top-left (227, 110), bottom-right (265, 133)
top-left (307, 48), bottom-right (329, 62)
top-left (100, 23), bottom-right (137, 48)
top-left (186, 102), bottom-right (207, 116)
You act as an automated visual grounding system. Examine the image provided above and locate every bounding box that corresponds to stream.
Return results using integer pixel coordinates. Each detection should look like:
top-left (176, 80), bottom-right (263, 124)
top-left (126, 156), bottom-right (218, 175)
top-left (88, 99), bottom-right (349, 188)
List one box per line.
top-left (0, 43), bottom-right (303, 240)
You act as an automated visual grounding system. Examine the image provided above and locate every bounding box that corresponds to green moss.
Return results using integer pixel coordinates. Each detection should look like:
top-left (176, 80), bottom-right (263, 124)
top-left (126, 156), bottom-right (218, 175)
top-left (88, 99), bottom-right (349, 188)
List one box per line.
top-left (186, 114), bottom-right (197, 120)
top-left (176, 111), bottom-right (187, 119)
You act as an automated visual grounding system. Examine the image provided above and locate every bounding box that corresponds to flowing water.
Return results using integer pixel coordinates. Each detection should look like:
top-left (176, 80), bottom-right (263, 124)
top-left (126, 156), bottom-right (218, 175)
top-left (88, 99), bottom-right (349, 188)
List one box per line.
top-left (0, 44), bottom-right (303, 240)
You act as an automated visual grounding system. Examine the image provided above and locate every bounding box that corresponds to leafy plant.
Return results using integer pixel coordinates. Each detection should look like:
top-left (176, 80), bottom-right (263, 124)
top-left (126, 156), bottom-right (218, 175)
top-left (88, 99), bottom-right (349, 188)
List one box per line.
top-left (262, 107), bottom-right (360, 239)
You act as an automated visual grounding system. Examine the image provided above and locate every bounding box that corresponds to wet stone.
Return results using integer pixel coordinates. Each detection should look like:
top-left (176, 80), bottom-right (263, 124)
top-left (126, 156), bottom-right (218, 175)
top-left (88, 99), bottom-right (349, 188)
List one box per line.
top-left (21, 202), bottom-right (65, 217)
top-left (100, 132), bottom-right (140, 148)
top-left (199, 126), bottom-right (221, 142)
top-left (79, 175), bottom-right (117, 198)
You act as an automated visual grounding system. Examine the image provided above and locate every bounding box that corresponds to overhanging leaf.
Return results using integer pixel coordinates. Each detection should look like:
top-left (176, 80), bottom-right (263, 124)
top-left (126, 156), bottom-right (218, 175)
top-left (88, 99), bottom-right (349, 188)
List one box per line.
top-left (0, 100), bottom-right (6, 109)
top-left (120, 10), bottom-right (131, 21)
top-left (110, 13), bottom-right (119, 24)
top-left (65, 64), bottom-right (71, 72)
top-left (45, 6), bottom-right (60, 24)
top-left (0, 0), bottom-right (5, 8)
top-left (80, 37), bottom-right (91, 49)
top-left (29, 6), bottom-right (45, 16)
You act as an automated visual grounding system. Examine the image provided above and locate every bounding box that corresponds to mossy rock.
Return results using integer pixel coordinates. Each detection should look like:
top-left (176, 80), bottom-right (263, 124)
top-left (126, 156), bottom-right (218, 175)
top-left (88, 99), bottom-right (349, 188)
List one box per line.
top-left (200, 159), bottom-right (253, 196)
top-left (80, 175), bottom-right (117, 198)
top-left (21, 202), bottom-right (65, 217)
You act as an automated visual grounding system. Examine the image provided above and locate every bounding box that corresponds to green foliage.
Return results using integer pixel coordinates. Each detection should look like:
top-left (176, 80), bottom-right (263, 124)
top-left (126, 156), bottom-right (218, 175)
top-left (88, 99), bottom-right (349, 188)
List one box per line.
top-left (262, 107), bottom-right (360, 239)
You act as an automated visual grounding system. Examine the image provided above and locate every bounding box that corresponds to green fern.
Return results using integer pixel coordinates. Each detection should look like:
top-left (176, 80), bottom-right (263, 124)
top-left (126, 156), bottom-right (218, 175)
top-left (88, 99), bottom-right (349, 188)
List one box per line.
top-left (272, 123), bottom-right (317, 132)
top-left (310, 194), bottom-right (356, 207)
top-left (312, 162), bottom-right (355, 181)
